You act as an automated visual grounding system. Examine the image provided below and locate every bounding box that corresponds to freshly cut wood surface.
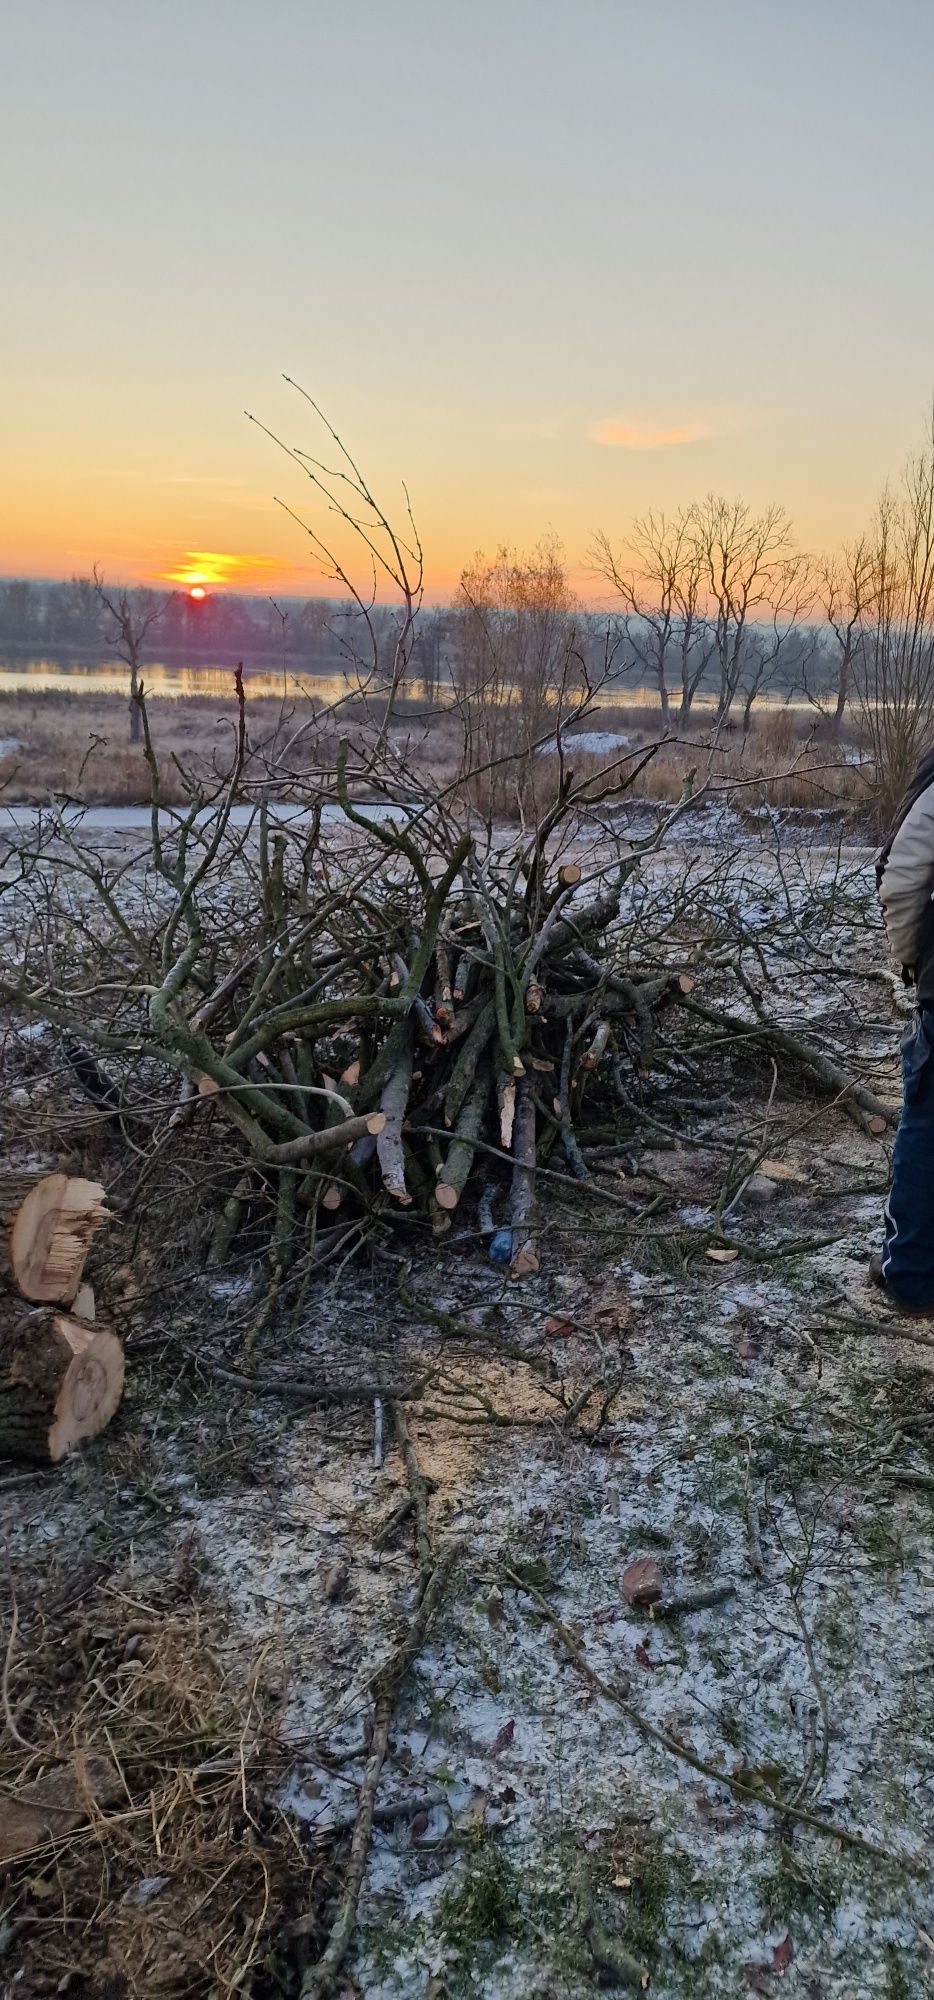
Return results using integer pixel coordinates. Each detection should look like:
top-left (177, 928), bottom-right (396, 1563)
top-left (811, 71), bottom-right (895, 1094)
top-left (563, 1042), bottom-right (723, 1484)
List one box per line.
top-left (3, 1172), bottom-right (107, 1305)
top-left (0, 1303), bottom-right (124, 1463)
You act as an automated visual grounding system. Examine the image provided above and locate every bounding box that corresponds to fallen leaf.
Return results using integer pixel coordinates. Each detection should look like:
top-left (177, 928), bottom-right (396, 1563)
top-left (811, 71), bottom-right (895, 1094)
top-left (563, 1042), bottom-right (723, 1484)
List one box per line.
top-left (492, 1719), bottom-right (515, 1754)
top-left (542, 1314), bottom-right (575, 1338)
top-left (485, 1585), bottom-right (504, 1627)
top-left (706, 1246), bottom-right (740, 1264)
top-left (759, 1158), bottom-right (807, 1183)
top-left (622, 1558), bottom-right (663, 1607)
top-left (409, 1810), bottom-right (430, 1841)
top-left (772, 1933), bottom-right (794, 1973)
top-left (634, 1642), bottom-right (655, 1671)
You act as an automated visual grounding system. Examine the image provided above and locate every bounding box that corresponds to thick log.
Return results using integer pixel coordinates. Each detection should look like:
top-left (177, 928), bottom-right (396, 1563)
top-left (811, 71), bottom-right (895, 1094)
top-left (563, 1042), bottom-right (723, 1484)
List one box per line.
top-left (0, 1173), bottom-right (107, 1306)
top-left (0, 1303), bottom-right (124, 1463)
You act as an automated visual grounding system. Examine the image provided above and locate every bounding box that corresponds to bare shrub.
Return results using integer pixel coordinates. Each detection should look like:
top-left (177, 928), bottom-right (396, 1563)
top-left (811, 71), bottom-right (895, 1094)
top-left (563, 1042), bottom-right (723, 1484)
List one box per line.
top-left (451, 540), bottom-right (588, 818)
top-left (854, 405), bottom-right (934, 822)
top-left (755, 708), bottom-right (799, 759)
top-left (93, 568), bottom-right (169, 745)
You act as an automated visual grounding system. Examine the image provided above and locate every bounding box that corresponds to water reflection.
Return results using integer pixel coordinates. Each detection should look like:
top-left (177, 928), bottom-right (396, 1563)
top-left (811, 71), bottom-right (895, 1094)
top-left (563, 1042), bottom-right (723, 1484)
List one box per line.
top-left (0, 657), bottom-right (811, 713)
top-left (0, 657), bottom-right (391, 701)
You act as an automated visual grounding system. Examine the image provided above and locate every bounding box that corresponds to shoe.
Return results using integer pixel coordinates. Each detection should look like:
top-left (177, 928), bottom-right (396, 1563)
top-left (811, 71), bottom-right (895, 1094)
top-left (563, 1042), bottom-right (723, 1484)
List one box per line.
top-left (868, 1253), bottom-right (934, 1318)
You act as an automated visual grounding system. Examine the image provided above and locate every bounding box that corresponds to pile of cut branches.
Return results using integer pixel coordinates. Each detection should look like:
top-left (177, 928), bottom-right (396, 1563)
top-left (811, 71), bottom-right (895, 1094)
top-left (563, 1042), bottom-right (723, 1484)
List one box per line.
top-left (0, 396), bottom-right (897, 1289)
top-left (0, 705), bottom-right (700, 1281)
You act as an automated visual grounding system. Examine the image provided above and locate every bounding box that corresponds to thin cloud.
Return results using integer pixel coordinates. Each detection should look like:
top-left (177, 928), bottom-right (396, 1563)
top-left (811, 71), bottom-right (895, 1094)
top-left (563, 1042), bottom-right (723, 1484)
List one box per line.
top-left (159, 549), bottom-right (285, 585)
top-left (589, 416), bottom-right (712, 450)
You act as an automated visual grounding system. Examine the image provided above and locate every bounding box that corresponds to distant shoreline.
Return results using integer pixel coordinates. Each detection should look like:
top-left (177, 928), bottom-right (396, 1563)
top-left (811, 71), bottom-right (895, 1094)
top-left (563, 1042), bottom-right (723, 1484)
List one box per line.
top-left (0, 638), bottom-right (349, 671)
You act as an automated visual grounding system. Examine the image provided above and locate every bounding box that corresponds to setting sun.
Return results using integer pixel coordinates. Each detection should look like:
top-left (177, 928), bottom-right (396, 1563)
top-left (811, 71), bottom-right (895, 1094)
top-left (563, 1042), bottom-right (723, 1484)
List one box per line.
top-left (188, 584), bottom-right (206, 601)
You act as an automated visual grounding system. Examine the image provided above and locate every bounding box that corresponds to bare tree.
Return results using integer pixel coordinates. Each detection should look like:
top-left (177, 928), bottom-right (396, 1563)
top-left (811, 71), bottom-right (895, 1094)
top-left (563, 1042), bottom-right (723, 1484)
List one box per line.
top-left (692, 497), bottom-right (800, 726)
top-left (92, 566), bottom-right (168, 743)
top-left (412, 608), bottom-right (446, 706)
top-left (590, 510), bottom-right (713, 726)
top-left (246, 377), bottom-right (424, 748)
top-left (855, 404), bottom-right (934, 815)
top-left (815, 539), bottom-right (874, 736)
top-left (453, 540), bottom-right (583, 812)
top-left (66, 573), bottom-right (103, 649)
top-left (737, 550), bottom-right (814, 734)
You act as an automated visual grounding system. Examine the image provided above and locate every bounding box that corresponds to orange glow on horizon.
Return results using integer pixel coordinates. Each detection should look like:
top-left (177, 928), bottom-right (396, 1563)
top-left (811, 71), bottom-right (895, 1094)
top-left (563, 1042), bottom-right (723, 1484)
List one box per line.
top-left (161, 549), bottom-right (299, 593)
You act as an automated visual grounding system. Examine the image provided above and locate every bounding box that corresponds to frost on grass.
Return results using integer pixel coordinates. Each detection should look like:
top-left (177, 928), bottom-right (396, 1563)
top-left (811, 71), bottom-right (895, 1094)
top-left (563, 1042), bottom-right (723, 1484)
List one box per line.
top-left (3, 837), bottom-right (933, 1996)
top-left (150, 1201), bottom-right (934, 1997)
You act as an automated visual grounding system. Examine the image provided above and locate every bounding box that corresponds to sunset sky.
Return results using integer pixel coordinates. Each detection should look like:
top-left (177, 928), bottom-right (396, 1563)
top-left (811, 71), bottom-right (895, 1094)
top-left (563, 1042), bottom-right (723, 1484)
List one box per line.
top-left (3, 0), bottom-right (934, 603)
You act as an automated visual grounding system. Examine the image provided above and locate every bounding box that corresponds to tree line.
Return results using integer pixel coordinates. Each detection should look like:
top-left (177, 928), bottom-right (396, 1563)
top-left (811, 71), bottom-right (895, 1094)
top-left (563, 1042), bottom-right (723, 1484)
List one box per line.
top-left (5, 402), bottom-right (934, 804)
top-left (454, 403), bottom-right (934, 811)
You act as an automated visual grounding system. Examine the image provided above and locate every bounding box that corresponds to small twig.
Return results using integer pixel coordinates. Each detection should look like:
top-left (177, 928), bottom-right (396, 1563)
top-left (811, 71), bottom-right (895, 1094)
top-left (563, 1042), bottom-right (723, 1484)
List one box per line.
top-left (744, 1441), bottom-right (765, 1579)
top-left (391, 1400), bottom-right (433, 1586)
top-left (652, 1582), bottom-right (736, 1619)
top-left (503, 1566), bottom-right (917, 1868)
top-left (207, 1362), bottom-right (426, 1405)
top-left (301, 1546), bottom-right (455, 1998)
top-left (1, 1566), bottom-right (29, 1751)
top-left (373, 1396), bottom-right (385, 1470)
top-left (372, 1493), bottom-right (416, 1553)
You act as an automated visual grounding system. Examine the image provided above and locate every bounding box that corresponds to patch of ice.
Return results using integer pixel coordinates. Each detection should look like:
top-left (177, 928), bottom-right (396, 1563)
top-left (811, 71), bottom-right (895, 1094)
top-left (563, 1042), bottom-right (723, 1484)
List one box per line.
top-left (539, 729), bottom-right (631, 755)
top-left (202, 1274), bottom-right (256, 1302)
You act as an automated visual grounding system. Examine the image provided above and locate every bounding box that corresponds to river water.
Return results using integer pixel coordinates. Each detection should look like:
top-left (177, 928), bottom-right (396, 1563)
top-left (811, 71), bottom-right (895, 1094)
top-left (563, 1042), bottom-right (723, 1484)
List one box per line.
top-left (0, 656), bottom-right (810, 714)
top-left (0, 656), bottom-right (375, 701)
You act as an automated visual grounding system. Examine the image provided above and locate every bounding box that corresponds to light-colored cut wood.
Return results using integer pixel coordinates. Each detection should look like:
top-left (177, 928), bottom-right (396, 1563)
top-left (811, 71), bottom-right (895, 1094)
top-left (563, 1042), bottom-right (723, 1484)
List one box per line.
top-left (6, 1174), bottom-right (107, 1306)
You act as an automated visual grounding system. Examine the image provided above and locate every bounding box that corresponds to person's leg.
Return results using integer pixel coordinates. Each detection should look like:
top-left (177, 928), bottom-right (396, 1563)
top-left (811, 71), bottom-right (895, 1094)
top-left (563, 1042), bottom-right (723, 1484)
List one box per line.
top-left (881, 1010), bottom-right (934, 1310)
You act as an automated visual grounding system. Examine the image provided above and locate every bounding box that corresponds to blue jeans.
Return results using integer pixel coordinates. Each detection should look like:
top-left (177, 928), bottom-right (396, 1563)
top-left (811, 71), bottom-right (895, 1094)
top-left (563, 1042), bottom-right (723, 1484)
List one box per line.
top-left (882, 1009), bottom-right (934, 1308)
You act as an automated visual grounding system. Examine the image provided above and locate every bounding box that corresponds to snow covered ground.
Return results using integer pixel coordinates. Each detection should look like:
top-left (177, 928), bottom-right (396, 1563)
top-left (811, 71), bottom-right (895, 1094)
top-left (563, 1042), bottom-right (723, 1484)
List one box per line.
top-left (3, 823), bottom-right (931, 1997)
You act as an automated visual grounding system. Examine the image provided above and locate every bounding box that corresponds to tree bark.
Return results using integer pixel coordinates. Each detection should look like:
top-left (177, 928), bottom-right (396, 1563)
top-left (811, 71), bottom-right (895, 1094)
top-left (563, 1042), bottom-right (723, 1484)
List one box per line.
top-left (435, 1072), bottom-right (490, 1210)
top-left (0, 1303), bottom-right (124, 1463)
top-left (377, 1029), bottom-right (414, 1205)
top-left (509, 1079), bottom-right (539, 1276)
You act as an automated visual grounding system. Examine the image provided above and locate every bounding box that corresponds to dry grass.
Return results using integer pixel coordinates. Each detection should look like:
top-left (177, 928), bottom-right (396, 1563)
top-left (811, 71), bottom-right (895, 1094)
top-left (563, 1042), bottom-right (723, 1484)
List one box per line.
top-left (0, 690), bottom-right (250, 805)
top-left (629, 734), bottom-right (870, 813)
top-left (0, 1564), bottom-right (314, 1996)
top-left (0, 686), bottom-right (873, 819)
